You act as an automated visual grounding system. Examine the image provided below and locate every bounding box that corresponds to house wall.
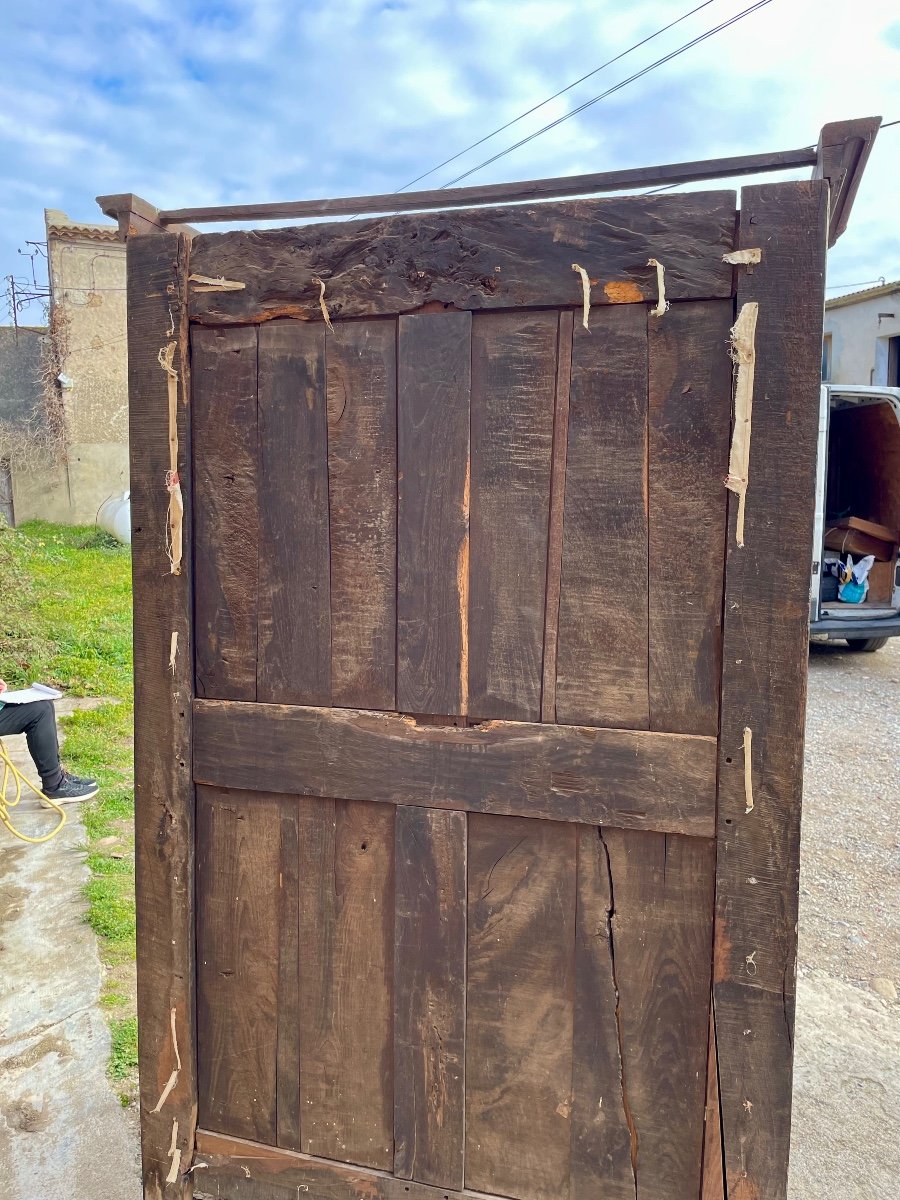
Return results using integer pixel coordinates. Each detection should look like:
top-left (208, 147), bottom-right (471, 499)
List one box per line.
top-left (824, 289), bottom-right (900, 384)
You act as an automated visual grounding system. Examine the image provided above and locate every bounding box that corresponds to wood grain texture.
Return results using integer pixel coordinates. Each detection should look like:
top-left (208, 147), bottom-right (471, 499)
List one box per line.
top-left (297, 798), bottom-right (394, 1169)
top-left (277, 808), bottom-right (301, 1151)
top-left (193, 700), bottom-right (718, 836)
top-left (648, 300), bottom-right (733, 736)
top-left (397, 312), bottom-right (471, 716)
top-left (327, 319), bottom-right (397, 710)
top-left (700, 1005), bottom-right (725, 1200)
top-left (713, 182), bottom-right (828, 1200)
top-left (187, 193), bottom-right (736, 325)
top-left (465, 814), bottom-right (576, 1200)
top-left (394, 807), bottom-right (466, 1189)
top-left (126, 231), bottom-right (196, 1200)
top-left (602, 828), bottom-right (715, 1200)
top-left (556, 303), bottom-right (650, 729)
top-left (571, 826), bottom-right (637, 1200)
top-left (541, 310), bottom-right (574, 724)
top-left (197, 789), bottom-right (281, 1143)
top-left (814, 117), bottom-right (881, 246)
top-left (257, 320), bottom-right (331, 704)
top-left (192, 323), bottom-right (259, 700)
top-left (468, 310), bottom-right (557, 721)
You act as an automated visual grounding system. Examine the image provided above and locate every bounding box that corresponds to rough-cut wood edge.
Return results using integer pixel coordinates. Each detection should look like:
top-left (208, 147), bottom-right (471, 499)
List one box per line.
top-left (156, 147), bottom-right (816, 226)
top-left (128, 231), bottom-right (196, 1199)
top-left (713, 181), bottom-right (827, 1200)
top-left (97, 192), bottom-right (197, 241)
top-left (192, 700), bottom-right (717, 837)
top-left (700, 1000), bottom-right (725, 1200)
top-left (813, 118), bottom-right (880, 247)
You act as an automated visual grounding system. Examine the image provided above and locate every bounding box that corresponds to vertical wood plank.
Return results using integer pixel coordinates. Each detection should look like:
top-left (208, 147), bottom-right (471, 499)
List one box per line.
top-left (192, 323), bottom-right (259, 701)
top-left (714, 182), bottom-right (828, 1200)
top-left (648, 300), bottom-right (732, 735)
top-left (327, 319), bottom-right (397, 711)
top-left (257, 320), bottom-right (330, 705)
top-left (601, 828), bottom-right (715, 1200)
top-left (127, 231), bottom-right (196, 1200)
top-left (394, 807), bottom-right (466, 1189)
top-left (298, 798), bottom-right (394, 1169)
top-left (556, 303), bottom-right (649, 729)
top-left (397, 312), bottom-right (472, 716)
top-left (197, 788), bottom-right (280, 1143)
top-left (277, 807), bottom-right (301, 1151)
top-left (700, 1005), bottom-right (725, 1200)
top-left (541, 310), bottom-right (574, 724)
top-left (465, 814), bottom-right (575, 1200)
top-left (571, 825), bottom-right (637, 1200)
top-left (468, 310), bottom-right (557, 720)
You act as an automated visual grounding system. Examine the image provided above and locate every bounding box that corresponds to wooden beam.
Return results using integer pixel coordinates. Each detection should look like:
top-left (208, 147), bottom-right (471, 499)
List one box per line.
top-left (813, 117), bottom-right (881, 247)
top-left (192, 699), bottom-right (718, 837)
top-left (157, 146), bottom-right (817, 226)
top-left (96, 192), bottom-right (197, 241)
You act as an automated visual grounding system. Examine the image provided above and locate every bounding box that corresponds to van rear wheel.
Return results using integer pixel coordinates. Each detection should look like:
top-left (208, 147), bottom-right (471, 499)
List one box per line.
top-left (845, 637), bottom-right (889, 652)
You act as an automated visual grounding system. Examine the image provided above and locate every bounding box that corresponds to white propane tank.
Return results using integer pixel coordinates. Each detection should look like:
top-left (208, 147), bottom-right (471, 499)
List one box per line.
top-left (96, 491), bottom-right (132, 546)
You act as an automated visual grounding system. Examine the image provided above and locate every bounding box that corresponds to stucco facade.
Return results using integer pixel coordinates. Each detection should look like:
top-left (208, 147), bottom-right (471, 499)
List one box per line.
top-left (823, 281), bottom-right (900, 386)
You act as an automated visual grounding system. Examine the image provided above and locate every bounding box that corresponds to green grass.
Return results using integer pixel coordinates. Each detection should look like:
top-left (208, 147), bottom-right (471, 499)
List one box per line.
top-left (1, 517), bottom-right (137, 1100)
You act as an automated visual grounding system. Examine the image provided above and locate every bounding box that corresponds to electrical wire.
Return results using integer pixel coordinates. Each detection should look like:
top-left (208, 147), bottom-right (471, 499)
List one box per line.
top-left (437, 0), bottom-right (775, 190)
top-left (393, 0), bottom-right (721, 195)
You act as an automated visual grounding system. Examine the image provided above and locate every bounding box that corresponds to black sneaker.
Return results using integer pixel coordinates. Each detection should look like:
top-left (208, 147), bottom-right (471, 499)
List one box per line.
top-left (41, 771), bottom-right (99, 804)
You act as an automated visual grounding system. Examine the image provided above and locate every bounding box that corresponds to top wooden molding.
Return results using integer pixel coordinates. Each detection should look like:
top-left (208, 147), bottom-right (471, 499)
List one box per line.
top-left (813, 117), bottom-right (881, 247)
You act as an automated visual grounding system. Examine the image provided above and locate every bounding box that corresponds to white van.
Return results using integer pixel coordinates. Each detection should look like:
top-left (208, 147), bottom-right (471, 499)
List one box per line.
top-left (810, 385), bottom-right (900, 650)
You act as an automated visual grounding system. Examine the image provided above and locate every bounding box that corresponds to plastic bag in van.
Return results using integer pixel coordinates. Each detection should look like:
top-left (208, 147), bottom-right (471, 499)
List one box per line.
top-left (838, 554), bottom-right (875, 603)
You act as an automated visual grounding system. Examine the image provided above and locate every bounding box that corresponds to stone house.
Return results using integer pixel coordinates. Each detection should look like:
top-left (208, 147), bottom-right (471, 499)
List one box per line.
top-left (823, 280), bottom-right (900, 386)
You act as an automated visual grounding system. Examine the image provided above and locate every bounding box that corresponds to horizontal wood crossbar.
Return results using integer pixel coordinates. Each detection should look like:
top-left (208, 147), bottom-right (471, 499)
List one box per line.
top-left (157, 147), bottom-right (816, 225)
top-left (192, 701), bottom-right (717, 836)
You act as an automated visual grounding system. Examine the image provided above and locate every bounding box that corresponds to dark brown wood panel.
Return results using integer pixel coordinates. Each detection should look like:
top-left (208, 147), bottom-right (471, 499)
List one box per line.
top-left (193, 700), bottom-right (718, 836)
top-left (277, 808), bottom-right (301, 1151)
top-left (466, 814), bottom-right (575, 1200)
top-left (602, 828), bottom-right (715, 1200)
top-left (257, 320), bottom-right (331, 705)
top-left (556, 303), bottom-right (650, 729)
top-left (397, 312), bottom-right (472, 716)
top-left (297, 797), bottom-right (394, 1169)
top-left (187, 193), bottom-right (736, 324)
top-left (127, 231), bottom-right (197, 1199)
top-left (327, 319), bottom-right (397, 710)
top-left (713, 182), bottom-right (827, 1200)
top-left (197, 788), bottom-right (281, 1143)
top-left (394, 807), bottom-right (466, 1189)
top-left (571, 825), bottom-right (637, 1200)
top-left (700, 1006), bottom-right (724, 1200)
top-left (469, 310), bottom-right (557, 721)
top-left (192, 323), bottom-right (259, 700)
top-left (648, 300), bottom-right (733, 736)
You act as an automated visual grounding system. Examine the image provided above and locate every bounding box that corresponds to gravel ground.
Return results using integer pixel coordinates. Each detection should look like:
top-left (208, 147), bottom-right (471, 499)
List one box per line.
top-left (789, 636), bottom-right (900, 1199)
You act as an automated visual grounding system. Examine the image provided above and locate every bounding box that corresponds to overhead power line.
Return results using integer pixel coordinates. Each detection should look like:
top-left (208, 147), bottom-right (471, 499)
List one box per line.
top-left (394, 0), bottom-right (721, 195)
top-left (438, 0), bottom-right (775, 191)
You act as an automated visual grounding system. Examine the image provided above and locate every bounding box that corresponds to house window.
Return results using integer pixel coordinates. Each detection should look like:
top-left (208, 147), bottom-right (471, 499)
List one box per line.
top-left (821, 333), bottom-right (832, 381)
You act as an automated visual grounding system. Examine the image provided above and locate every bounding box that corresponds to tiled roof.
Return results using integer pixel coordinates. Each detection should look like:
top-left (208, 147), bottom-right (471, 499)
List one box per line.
top-left (825, 280), bottom-right (900, 309)
top-left (44, 208), bottom-right (119, 243)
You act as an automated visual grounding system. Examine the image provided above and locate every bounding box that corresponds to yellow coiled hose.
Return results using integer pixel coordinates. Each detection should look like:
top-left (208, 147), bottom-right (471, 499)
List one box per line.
top-left (0, 737), bottom-right (67, 844)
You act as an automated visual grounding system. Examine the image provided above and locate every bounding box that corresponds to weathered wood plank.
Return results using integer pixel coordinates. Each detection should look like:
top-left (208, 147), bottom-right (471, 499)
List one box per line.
top-left (297, 798), bottom-right (394, 1169)
top-left (192, 700), bottom-right (717, 836)
top-left (700, 1004), bottom-right (725, 1200)
top-left (127, 231), bottom-right (196, 1200)
top-left (192, 324), bottom-right (259, 700)
top-left (466, 814), bottom-right (576, 1200)
top-left (394, 807), bottom-right (466, 1189)
top-left (277, 807), bottom-right (301, 1151)
top-left (257, 320), bottom-right (331, 704)
top-left (648, 300), bottom-right (732, 736)
top-left (556, 303), bottom-right (649, 729)
top-left (327, 319), bottom-right (397, 710)
top-left (571, 825), bottom-right (636, 1200)
top-left (814, 117), bottom-right (881, 246)
top-left (397, 312), bottom-right (472, 716)
top-left (602, 829), bottom-right (715, 1199)
top-left (187, 194), bottom-right (736, 324)
top-left (713, 182), bottom-right (828, 1200)
top-left (468, 310), bottom-right (557, 720)
top-left (197, 788), bottom-right (280, 1143)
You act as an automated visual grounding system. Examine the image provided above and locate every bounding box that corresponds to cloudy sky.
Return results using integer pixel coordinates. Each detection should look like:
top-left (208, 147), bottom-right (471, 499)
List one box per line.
top-left (2, 0), bottom-right (899, 322)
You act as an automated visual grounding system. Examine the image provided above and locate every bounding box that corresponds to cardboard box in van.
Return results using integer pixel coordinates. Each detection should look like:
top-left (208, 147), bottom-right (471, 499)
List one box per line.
top-left (824, 516), bottom-right (899, 561)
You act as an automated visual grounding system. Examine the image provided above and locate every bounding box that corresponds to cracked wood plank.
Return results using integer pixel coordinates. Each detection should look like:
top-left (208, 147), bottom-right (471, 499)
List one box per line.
top-left (186, 194), bottom-right (735, 325)
top-left (394, 807), bottom-right (466, 1188)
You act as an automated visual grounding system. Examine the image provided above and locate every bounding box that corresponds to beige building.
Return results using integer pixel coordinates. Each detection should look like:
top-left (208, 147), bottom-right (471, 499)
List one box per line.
top-left (823, 280), bottom-right (900, 386)
top-left (10, 209), bottom-right (129, 524)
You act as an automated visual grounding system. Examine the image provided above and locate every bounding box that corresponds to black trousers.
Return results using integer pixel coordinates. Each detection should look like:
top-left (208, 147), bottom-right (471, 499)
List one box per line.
top-left (0, 700), bottom-right (63, 787)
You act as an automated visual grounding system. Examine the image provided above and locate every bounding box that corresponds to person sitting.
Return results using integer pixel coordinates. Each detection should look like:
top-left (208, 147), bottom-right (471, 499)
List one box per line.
top-left (0, 680), bottom-right (98, 801)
